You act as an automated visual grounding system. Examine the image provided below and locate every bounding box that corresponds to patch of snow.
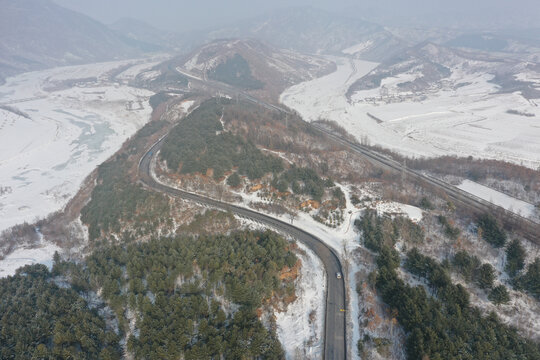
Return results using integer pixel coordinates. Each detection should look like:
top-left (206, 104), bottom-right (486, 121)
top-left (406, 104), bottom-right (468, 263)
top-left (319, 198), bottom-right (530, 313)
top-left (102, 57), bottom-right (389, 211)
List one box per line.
top-left (116, 59), bottom-right (165, 82)
top-left (176, 67), bottom-right (203, 81)
top-left (375, 202), bottom-right (423, 223)
top-left (179, 100), bottom-right (195, 113)
top-left (0, 241), bottom-right (60, 277)
top-left (183, 52), bottom-right (201, 72)
top-left (138, 70), bottom-right (161, 81)
top-left (342, 41), bottom-right (374, 55)
top-left (457, 179), bottom-right (536, 219)
top-left (276, 242), bottom-right (325, 360)
top-left (515, 71), bottom-right (540, 86)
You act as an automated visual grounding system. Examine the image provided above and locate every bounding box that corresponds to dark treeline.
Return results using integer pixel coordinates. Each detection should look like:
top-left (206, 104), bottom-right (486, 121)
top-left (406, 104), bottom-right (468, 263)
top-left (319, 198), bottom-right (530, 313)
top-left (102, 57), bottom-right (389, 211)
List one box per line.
top-left (81, 154), bottom-right (170, 241)
top-left (408, 155), bottom-right (540, 194)
top-left (209, 54), bottom-right (264, 90)
top-left (0, 265), bottom-right (121, 359)
top-left (56, 230), bottom-right (294, 359)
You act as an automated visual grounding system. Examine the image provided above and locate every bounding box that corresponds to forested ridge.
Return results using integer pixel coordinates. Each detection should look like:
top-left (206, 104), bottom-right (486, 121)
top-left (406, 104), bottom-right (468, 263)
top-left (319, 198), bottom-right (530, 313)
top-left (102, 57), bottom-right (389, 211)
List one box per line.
top-left (0, 265), bottom-right (121, 359)
top-left (160, 99), bottom-right (283, 180)
top-left (358, 212), bottom-right (540, 359)
top-left (2, 98), bottom-right (304, 359)
top-left (209, 54), bottom-right (264, 90)
top-left (81, 155), bottom-right (170, 241)
top-left (160, 100), bottom-right (335, 202)
top-left (54, 230), bottom-right (295, 359)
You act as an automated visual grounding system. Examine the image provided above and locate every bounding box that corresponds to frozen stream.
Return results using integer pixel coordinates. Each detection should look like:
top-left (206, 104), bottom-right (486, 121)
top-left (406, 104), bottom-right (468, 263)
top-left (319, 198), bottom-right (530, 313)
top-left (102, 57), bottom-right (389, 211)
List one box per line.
top-left (0, 59), bottom-right (156, 233)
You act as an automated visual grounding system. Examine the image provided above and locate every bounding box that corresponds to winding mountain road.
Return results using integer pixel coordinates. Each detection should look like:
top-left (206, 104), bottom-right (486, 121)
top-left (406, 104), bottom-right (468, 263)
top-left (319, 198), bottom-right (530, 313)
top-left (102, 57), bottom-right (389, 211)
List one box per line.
top-left (137, 64), bottom-right (539, 359)
top-left (139, 135), bottom-right (347, 359)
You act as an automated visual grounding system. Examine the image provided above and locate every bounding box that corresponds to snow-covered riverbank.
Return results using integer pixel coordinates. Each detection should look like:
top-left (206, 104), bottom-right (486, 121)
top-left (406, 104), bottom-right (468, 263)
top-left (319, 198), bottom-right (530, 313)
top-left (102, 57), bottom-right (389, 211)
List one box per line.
top-left (0, 59), bottom-right (159, 233)
top-left (281, 55), bottom-right (540, 169)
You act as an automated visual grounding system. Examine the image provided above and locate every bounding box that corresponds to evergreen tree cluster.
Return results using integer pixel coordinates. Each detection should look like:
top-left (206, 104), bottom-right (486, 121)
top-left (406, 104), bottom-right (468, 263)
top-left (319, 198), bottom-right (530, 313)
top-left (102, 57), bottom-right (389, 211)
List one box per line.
top-left (515, 258), bottom-right (540, 300)
top-left (488, 285), bottom-right (511, 305)
top-left (273, 166), bottom-right (334, 201)
top-left (477, 213), bottom-right (507, 247)
top-left (160, 99), bottom-right (283, 180)
top-left (361, 212), bottom-right (540, 359)
top-left (209, 54), bottom-right (264, 90)
top-left (437, 215), bottom-right (461, 240)
top-left (355, 209), bottom-right (424, 252)
top-left (0, 265), bottom-right (121, 359)
top-left (81, 155), bottom-right (170, 241)
top-left (374, 247), bottom-right (540, 359)
top-left (505, 239), bottom-right (526, 277)
top-left (452, 250), bottom-right (497, 290)
top-left (61, 230), bottom-right (294, 359)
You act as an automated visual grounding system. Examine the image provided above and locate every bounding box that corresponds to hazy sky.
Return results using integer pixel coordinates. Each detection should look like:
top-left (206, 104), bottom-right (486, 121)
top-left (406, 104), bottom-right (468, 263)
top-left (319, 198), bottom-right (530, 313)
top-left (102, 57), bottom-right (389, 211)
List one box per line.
top-left (53, 0), bottom-right (540, 32)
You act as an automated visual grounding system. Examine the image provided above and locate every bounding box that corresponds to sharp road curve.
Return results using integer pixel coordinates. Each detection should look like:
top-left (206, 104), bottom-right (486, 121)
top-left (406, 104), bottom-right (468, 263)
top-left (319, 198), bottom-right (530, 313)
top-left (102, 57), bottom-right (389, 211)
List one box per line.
top-left (139, 136), bottom-right (347, 360)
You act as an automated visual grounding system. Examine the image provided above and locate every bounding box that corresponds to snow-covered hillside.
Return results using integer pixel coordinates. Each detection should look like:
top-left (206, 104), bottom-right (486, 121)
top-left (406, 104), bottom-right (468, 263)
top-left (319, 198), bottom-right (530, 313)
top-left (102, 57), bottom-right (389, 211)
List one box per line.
top-left (0, 59), bottom-right (157, 233)
top-left (173, 38), bottom-right (334, 100)
top-left (281, 47), bottom-right (540, 169)
top-left (0, 0), bottom-right (149, 79)
top-left (182, 39), bottom-right (332, 79)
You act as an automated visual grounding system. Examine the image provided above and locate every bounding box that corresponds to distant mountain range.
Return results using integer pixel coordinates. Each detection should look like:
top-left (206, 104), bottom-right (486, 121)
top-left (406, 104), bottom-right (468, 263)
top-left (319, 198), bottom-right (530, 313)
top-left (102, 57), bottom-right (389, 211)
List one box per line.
top-left (201, 7), bottom-right (409, 61)
top-left (2, 0), bottom-right (539, 87)
top-left (111, 7), bottom-right (410, 62)
top-left (0, 0), bottom-right (152, 81)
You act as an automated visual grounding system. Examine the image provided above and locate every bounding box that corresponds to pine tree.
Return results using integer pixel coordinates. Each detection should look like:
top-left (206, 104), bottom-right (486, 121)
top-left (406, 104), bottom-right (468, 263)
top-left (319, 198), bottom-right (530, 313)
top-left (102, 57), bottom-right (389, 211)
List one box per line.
top-left (476, 263), bottom-right (496, 290)
top-left (489, 285), bottom-right (511, 305)
top-left (505, 239), bottom-right (525, 277)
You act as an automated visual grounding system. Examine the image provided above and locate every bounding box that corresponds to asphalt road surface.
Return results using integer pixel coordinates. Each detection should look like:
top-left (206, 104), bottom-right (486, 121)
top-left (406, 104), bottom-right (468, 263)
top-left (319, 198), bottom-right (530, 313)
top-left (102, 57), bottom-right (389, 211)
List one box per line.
top-left (139, 136), bottom-right (347, 359)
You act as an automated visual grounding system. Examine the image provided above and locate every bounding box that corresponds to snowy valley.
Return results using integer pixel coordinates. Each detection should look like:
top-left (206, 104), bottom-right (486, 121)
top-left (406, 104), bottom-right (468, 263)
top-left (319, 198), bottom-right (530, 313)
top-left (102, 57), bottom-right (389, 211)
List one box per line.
top-left (281, 44), bottom-right (540, 170)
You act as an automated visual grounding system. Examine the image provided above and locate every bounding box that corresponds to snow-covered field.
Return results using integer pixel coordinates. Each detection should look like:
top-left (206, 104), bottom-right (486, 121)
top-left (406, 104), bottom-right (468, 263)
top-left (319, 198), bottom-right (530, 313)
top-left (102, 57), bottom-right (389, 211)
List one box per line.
top-left (457, 179), bottom-right (536, 218)
top-left (0, 229), bottom-right (61, 277)
top-left (0, 59), bottom-right (156, 233)
top-left (281, 56), bottom-right (540, 169)
top-left (0, 241), bottom-right (61, 277)
top-left (375, 202), bottom-right (423, 223)
top-left (341, 41), bottom-right (374, 55)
